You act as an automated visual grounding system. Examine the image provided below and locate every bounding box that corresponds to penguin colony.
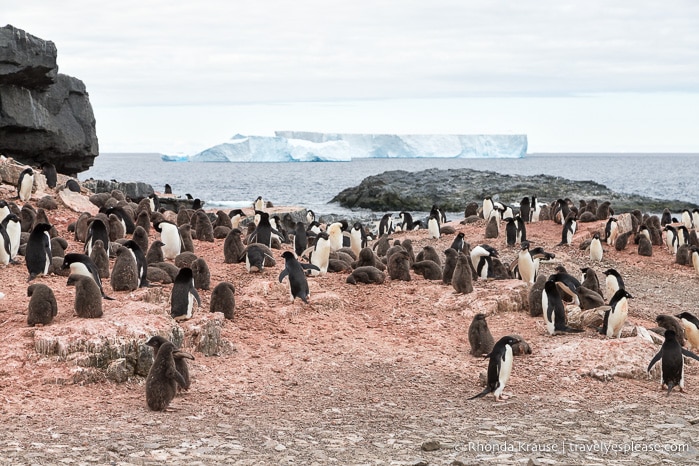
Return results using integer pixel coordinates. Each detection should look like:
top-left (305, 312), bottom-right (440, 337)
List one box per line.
top-left (3, 167), bottom-right (699, 413)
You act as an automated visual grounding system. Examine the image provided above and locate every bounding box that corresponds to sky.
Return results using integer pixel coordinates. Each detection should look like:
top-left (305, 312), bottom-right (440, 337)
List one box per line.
top-left (5, 0), bottom-right (699, 154)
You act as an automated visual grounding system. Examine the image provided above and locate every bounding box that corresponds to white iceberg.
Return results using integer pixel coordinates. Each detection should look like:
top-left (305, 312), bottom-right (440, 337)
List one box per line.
top-left (189, 132), bottom-right (527, 162)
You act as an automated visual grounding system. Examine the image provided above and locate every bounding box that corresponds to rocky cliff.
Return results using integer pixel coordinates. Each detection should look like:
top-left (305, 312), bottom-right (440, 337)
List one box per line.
top-left (0, 25), bottom-right (98, 175)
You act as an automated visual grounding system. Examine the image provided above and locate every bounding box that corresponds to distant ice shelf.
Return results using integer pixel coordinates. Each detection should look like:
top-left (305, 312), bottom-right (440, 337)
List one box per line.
top-left (177, 132), bottom-right (527, 162)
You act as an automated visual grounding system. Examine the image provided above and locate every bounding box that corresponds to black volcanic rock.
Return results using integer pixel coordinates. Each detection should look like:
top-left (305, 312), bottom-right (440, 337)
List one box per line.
top-left (0, 25), bottom-right (98, 175)
top-left (331, 168), bottom-right (697, 213)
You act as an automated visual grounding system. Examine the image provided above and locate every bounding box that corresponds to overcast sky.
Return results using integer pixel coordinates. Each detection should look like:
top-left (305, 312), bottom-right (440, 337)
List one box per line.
top-left (6, 1), bottom-right (699, 154)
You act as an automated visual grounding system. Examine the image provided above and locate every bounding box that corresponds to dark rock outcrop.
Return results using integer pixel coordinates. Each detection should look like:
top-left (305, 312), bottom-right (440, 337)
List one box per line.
top-left (82, 179), bottom-right (155, 202)
top-left (0, 25), bottom-right (98, 175)
top-left (331, 168), bottom-right (697, 213)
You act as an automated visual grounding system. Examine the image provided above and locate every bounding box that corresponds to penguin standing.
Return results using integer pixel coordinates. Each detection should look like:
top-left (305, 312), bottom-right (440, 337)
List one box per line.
top-left (111, 245), bottom-right (140, 292)
top-left (648, 330), bottom-right (699, 395)
top-left (530, 196), bottom-right (541, 222)
top-left (482, 197), bottom-right (494, 221)
top-left (600, 289), bottom-right (633, 339)
top-left (681, 209), bottom-right (694, 229)
top-left (349, 222), bottom-right (365, 257)
top-left (676, 312), bottom-right (699, 351)
top-left (427, 214), bottom-right (440, 239)
top-left (449, 232), bottom-right (465, 253)
top-left (0, 223), bottom-right (11, 266)
top-left (399, 211), bottom-right (416, 231)
top-left (40, 162), bottom-right (57, 189)
top-left (308, 231), bottom-right (331, 276)
top-left (156, 221), bottom-right (182, 260)
top-left (145, 341), bottom-right (187, 411)
top-left (468, 335), bottom-right (520, 401)
top-left (27, 283), bottom-right (58, 326)
top-left (278, 251), bottom-right (319, 304)
top-left (378, 214), bottom-right (393, 237)
top-left (61, 253), bottom-right (113, 300)
top-left (145, 335), bottom-right (195, 392)
top-left (327, 222), bottom-right (344, 252)
top-left (691, 246), bottom-right (699, 277)
top-left (468, 313), bottom-right (495, 356)
top-left (517, 241), bottom-right (537, 284)
top-left (170, 267), bottom-right (201, 321)
top-left (603, 268), bottom-right (625, 298)
top-left (25, 223), bottom-right (52, 281)
top-left (558, 213), bottom-right (577, 245)
top-left (519, 197), bottom-right (530, 224)
top-left (589, 233), bottom-right (603, 261)
top-left (210, 281), bottom-right (236, 320)
top-left (253, 196), bottom-right (266, 212)
top-left (123, 239), bottom-right (149, 288)
top-left (514, 215), bottom-right (526, 243)
top-left (248, 211), bottom-right (279, 248)
top-left (605, 218), bottom-right (618, 245)
top-left (67, 274), bottom-right (103, 318)
top-left (17, 167), bottom-right (34, 202)
top-left (294, 222), bottom-right (308, 257)
top-left (542, 279), bottom-right (583, 335)
top-left (504, 218), bottom-right (517, 247)
top-left (451, 251), bottom-right (474, 294)
top-left (664, 225), bottom-right (679, 254)
top-left (84, 218), bottom-right (109, 257)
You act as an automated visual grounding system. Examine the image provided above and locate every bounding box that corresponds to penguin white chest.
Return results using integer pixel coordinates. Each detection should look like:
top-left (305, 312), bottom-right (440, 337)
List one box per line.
top-left (607, 299), bottom-right (628, 338)
top-left (590, 239), bottom-right (603, 261)
top-left (493, 346), bottom-right (514, 398)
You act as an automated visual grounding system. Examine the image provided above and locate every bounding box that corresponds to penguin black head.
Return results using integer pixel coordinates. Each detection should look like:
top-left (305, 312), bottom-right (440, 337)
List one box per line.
top-left (593, 233), bottom-right (600, 240)
top-left (520, 241), bottom-right (530, 251)
top-left (676, 312), bottom-right (699, 326)
top-left (145, 335), bottom-right (170, 350)
top-left (502, 335), bottom-right (521, 347)
top-left (281, 251), bottom-right (296, 261)
top-left (663, 329), bottom-right (678, 341)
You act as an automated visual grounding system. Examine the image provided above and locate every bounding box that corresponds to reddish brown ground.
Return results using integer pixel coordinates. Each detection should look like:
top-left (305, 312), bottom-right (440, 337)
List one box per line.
top-left (1, 185), bottom-right (699, 465)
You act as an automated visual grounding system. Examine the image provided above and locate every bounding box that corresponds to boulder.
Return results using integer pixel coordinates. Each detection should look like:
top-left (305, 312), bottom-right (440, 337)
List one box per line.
top-left (82, 179), bottom-right (154, 201)
top-left (0, 25), bottom-right (98, 175)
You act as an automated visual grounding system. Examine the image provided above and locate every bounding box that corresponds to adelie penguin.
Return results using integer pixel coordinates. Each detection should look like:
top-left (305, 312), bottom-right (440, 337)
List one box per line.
top-left (25, 223), bottom-right (53, 281)
top-left (589, 233), bottom-right (603, 261)
top-left (599, 289), bottom-right (633, 339)
top-left (17, 167), bottom-right (34, 202)
top-left (278, 251), bottom-right (320, 304)
top-left (123, 239), bottom-right (149, 288)
top-left (542, 279), bottom-right (584, 335)
top-left (648, 330), bottom-right (699, 395)
top-left (602, 268), bottom-right (624, 298)
top-left (558, 213), bottom-right (577, 246)
top-left (676, 311), bottom-right (699, 351)
top-left (145, 340), bottom-right (187, 411)
top-left (449, 232), bottom-right (465, 253)
top-left (61, 253), bottom-right (114, 300)
top-left (0, 222), bottom-right (11, 266)
top-left (170, 268), bottom-right (201, 321)
top-left (469, 335), bottom-right (521, 401)
top-left (378, 214), bottom-right (393, 237)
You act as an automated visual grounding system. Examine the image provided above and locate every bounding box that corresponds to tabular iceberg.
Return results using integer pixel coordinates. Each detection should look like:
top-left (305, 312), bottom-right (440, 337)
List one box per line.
top-left (185, 132), bottom-right (527, 162)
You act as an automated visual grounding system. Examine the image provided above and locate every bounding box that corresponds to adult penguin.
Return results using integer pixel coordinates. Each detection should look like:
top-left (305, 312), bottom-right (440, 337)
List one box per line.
top-left (542, 279), bottom-right (584, 335)
top-left (25, 223), bottom-right (53, 281)
top-left (599, 289), bottom-right (633, 339)
top-left (61, 253), bottom-right (114, 300)
top-left (378, 214), bottom-right (393, 237)
top-left (519, 197), bottom-right (530, 224)
top-left (648, 330), bottom-right (699, 395)
top-left (558, 213), bottom-right (577, 245)
top-left (399, 211), bottom-right (416, 231)
top-left (514, 215), bottom-right (526, 243)
top-left (664, 225), bottom-right (679, 255)
top-left (605, 217), bottom-right (619, 245)
top-left (530, 196), bottom-right (541, 222)
top-left (170, 267), bottom-right (201, 321)
top-left (517, 241), bottom-right (537, 284)
top-left (349, 222), bottom-right (366, 258)
top-left (123, 239), bottom-right (149, 288)
top-left (17, 167), bottom-right (34, 202)
top-left (676, 312), bottom-right (699, 351)
top-left (602, 268), bottom-right (625, 298)
top-left (1, 216), bottom-right (21, 261)
top-left (155, 221), bottom-right (182, 260)
top-left (482, 197), bottom-right (494, 221)
top-left (278, 251), bottom-right (320, 304)
top-left (84, 218), bottom-right (110, 257)
top-left (0, 222), bottom-right (11, 266)
top-left (103, 206), bottom-right (135, 235)
top-left (505, 218), bottom-right (517, 247)
top-left (248, 211), bottom-right (278, 248)
top-left (468, 335), bottom-right (521, 401)
top-left (470, 244), bottom-right (498, 280)
top-left (589, 233), bottom-right (603, 261)
top-left (449, 232), bottom-right (465, 253)
top-left (294, 221), bottom-right (308, 257)
top-left (308, 231), bottom-right (331, 276)
top-left (427, 214), bottom-right (441, 239)
top-left (40, 162), bottom-right (57, 189)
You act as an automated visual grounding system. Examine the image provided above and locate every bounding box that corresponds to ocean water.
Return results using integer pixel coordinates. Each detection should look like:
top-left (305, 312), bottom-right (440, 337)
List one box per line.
top-left (80, 153), bottom-right (699, 218)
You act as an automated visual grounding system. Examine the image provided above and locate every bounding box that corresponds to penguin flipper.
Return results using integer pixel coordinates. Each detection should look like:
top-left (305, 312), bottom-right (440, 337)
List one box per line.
top-left (301, 263), bottom-right (321, 272)
top-left (681, 349), bottom-right (699, 362)
top-left (647, 350), bottom-right (663, 373)
top-left (103, 294), bottom-right (116, 301)
top-left (468, 387), bottom-right (491, 400)
top-left (192, 288), bottom-right (201, 306)
top-left (278, 269), bottom-right (289, 283)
